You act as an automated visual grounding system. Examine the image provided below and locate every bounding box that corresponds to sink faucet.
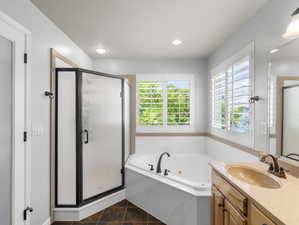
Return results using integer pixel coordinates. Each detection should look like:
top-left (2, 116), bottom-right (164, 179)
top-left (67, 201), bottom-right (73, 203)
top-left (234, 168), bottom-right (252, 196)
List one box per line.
top-left (260, 154), bottom-right (286, 178)
top-left (156, 152), bottom-right (170, 173)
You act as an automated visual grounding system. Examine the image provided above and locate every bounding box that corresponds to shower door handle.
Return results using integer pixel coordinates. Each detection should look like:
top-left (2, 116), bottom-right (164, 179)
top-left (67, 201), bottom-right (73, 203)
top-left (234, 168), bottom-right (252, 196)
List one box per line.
top-left (84, 129), bottom-right (89, 144)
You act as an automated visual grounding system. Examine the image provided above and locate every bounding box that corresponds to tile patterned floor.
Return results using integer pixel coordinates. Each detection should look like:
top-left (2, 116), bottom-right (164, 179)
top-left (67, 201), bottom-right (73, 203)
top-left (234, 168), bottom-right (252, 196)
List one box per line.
top-left (53, 200), bottom-right (166, 225)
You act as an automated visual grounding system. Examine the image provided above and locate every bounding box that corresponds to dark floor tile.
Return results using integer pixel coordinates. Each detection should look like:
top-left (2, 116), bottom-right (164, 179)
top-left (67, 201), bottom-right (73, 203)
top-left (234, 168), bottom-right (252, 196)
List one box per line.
top-left (52, 222), bottom-right (73, 225)
top-left (111, 200), bottom-right (128, 208)
top-left (72, 222), bottom-right (96, 225)
top-left (98, 222), bottom-right (122, 225)
top-left (147, 214), bottom-right (161, 223)
top-left (53, 199), bottom-right (166, 225)
top-left (122, 223), bottom-right (147, 225)
top-left (126, 201), bottom-right (138, 208)
top-left (99, 207), bottom-right (126, 222)
top-left (72, 211), bottom-right (103, 224)
top-left (125, 207), bottom-right (147, 222)
top-left (148, 223), bottom-right (166, 225)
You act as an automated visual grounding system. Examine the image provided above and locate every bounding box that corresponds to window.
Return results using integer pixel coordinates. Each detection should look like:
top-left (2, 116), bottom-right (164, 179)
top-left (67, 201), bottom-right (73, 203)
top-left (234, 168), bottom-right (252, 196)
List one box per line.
top-left (212, 55), bottom-right (252, 134)
top-left (137, 75), bottom-right (193, 130)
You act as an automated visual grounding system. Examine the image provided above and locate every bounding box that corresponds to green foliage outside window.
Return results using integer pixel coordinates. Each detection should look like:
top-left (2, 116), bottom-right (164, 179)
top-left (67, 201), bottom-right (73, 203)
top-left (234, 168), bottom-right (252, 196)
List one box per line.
top-left (139, 80), bottom-right (191, 126)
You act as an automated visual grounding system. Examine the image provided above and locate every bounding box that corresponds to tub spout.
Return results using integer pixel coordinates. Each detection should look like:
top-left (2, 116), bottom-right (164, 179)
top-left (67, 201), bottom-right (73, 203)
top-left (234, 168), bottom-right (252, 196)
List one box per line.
top-left (156, 152), bottom-right (170, 173)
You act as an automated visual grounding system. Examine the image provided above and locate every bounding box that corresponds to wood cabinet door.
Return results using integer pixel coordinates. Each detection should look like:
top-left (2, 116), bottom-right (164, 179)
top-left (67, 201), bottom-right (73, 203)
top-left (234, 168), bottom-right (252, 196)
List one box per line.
top-left (224, 200), bottom-right (247, 225)
top-left (250, 204), bottom-right (277, 225)
top-left (212, 186), bottom-right (225, 225)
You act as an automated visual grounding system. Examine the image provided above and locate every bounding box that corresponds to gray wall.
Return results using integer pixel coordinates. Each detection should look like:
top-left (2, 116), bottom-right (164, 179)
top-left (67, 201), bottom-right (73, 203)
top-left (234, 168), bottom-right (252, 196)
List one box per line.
top-left (0, 0), bottom-right (92, 224)
top-left (93, 59), bottom-right (209, 132)
top-left (208, 0), bottom-right (299, 151)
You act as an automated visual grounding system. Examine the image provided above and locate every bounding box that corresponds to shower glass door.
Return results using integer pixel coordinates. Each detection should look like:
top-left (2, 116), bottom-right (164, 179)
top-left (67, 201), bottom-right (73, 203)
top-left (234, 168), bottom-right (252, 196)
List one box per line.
top-left (81, 71), bottom-right (124, 201)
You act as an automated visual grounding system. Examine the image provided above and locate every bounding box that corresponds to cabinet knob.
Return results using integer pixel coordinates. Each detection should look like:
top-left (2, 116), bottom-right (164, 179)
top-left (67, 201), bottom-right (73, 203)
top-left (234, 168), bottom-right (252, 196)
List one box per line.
top-left (218, 203), bottom-right (224, 207)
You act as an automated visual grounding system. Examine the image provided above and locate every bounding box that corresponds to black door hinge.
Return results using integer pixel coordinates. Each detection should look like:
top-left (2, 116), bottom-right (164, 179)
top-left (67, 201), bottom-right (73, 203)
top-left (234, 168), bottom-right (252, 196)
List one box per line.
top-left (23, 131), bottom-right (27, 142)
top-left (120, 168), bottom-right (124, 174)
top-left (24, 53), bottom-right (28, 64)
top-left (23, 207), bottom-right (33, 221)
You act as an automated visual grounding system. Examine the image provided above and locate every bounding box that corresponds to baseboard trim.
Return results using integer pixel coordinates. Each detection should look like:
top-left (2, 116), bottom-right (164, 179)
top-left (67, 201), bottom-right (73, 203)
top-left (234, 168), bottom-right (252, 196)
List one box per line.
top-left (42, 218), bottom-right (51, 225)
top-left (53, 189), bottom-right (126, 221)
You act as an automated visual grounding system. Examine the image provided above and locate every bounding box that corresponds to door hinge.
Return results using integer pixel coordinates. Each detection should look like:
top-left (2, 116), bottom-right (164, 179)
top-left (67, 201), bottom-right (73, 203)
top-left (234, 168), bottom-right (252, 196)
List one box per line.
top-left (121, 168), bottom-right (124, 174)
top-left (120, 91), bottom-right (123, 98)
top-left (23, 131), bottom-right (27, 142)
top-left (23, 207), bottom-right (33, 221)
top-left (24, 53), bottom-right (28, 64)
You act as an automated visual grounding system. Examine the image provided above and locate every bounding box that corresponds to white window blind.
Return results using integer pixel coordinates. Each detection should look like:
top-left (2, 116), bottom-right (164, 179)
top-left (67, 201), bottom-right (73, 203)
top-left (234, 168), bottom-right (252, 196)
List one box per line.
top-left (212, 56), bottom-right (251, 133)
top-left (138, 80), bottom-right (191, 127)
top-left (139, 81), bottom-right (163, 126)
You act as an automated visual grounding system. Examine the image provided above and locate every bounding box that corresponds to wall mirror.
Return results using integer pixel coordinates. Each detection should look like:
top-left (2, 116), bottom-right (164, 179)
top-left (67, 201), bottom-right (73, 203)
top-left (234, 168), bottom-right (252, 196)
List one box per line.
top-left (268, 39), bottom-right (299, 163)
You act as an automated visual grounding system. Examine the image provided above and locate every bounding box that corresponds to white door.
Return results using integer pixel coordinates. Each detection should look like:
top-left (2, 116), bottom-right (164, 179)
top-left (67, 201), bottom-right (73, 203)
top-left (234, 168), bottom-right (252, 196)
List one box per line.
top-left (0, 15), bottom-right (28, 225)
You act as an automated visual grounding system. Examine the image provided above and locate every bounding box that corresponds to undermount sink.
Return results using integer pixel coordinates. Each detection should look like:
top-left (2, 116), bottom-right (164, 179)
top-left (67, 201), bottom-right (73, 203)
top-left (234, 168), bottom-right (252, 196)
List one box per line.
top-left (226, 165), bottom-right (281, 189)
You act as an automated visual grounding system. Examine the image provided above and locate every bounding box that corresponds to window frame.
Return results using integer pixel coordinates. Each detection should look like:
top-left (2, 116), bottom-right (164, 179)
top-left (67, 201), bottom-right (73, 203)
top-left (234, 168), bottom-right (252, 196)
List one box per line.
top-left (136, 74), bottom-right (195, 133)
top-left (210, 42), bottom-right (255, 147)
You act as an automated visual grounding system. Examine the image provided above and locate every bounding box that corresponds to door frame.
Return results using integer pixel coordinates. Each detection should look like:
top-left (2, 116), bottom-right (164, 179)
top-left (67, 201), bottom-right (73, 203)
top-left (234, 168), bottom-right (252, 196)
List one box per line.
top-left (49, 49), bottom-right (79, 223)
top-left (0, 11), bottom-right (32, 225)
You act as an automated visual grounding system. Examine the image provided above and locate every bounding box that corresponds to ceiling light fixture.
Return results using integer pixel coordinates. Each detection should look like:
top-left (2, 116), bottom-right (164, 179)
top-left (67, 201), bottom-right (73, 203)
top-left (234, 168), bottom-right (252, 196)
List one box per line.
top-left (96, 48), bottom-right (106, 54)
top-left (283, 8), bottom-right (299, 39)
top-left (270, 49), bottom-right (279, 54)
top-left (172, 39), bottom-right (182, 46)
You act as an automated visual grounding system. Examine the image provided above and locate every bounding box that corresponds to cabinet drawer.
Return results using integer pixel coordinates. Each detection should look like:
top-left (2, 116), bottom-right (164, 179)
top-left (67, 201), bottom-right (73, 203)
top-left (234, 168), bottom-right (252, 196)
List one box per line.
top-left (212, 170), bottom-right (248, 216)
top-left (250, 204), bottom-right (277, 225)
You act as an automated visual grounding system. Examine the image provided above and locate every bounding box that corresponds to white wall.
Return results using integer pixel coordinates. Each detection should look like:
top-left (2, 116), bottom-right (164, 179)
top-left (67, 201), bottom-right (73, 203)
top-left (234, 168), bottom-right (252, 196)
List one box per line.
top-left (205, 138), bottom-right (258, 163)
top-left (134, 136), bottom-right (258, 163)
top-left (208, 0), bottom-right (299, 152)
top-left (135, 136), bottom-right (206, 155)
top-left (0, 0), bottom-right (92, 224)
top-left (93, 59), bottom-right (209, 132)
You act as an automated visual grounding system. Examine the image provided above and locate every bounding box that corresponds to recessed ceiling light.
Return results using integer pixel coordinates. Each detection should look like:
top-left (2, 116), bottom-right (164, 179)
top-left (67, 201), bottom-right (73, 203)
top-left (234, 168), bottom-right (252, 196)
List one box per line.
top-left (270, 49), bottom-right (279, 54)
top-left (172, 39), bottom-right (182, 46)
top-left (96, 48), bottom-right (106, 54)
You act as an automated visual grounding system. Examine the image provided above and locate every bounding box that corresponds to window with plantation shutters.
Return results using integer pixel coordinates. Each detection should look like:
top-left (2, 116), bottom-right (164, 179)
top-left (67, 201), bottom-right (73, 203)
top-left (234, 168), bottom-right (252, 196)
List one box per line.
top-left (167, 80), bottom-right (190, 126)
top-left (212, 55), bottom-right (252, 134)
top-left (212, 72), bottom-right (227, 129)
top-left (228, 56), bottom-right (251, 133)
top-left (137, 77), bottom-right (192, 129)
top-left (138, 81), bottom-right (164, 126)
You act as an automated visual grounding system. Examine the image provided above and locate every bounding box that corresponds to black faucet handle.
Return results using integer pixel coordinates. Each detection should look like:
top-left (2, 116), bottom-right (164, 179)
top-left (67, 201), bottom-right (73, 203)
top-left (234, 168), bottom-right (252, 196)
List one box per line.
top-left (148, 164), bottom-right (154, 171)
top-left (164, 169), bottom-right (171, 176)
top-left (268, 163), bottom-right (274, 172)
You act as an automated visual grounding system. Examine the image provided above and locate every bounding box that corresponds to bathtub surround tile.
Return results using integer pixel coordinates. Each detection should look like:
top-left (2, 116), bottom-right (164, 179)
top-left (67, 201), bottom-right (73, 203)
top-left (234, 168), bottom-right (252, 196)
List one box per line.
top-left (52, 200), bottom-right (165, 225)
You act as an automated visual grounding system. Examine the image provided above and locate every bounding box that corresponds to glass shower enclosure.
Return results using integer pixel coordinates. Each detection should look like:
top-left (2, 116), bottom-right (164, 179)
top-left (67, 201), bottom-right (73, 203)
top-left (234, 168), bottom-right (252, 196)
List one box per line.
top-left (55, 68), bottom-right (124, 207)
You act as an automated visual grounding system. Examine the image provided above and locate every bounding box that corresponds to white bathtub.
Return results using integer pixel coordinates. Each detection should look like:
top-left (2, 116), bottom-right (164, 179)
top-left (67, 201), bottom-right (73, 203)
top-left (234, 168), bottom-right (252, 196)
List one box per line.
top-left (125, 153), bottom-right (211, 225)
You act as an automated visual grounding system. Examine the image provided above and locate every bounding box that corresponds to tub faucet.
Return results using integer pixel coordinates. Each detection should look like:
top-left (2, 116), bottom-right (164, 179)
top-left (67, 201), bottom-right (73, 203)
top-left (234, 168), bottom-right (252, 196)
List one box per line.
top-left (260, 154), bottom-right (286, 178)
top-left (156, 152), bottom-right (170, 173)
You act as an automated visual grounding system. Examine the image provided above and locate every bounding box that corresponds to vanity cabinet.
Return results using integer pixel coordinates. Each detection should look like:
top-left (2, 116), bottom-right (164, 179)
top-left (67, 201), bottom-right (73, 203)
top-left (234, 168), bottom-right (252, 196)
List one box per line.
top-left (212, 186), bottom-right (225, 225)
top-left (249, 204), bottom-right (276, 225)
top-left (224, 200), bottom-right (247, 225)
top-left (212, 169), bottom-right (277, 225)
